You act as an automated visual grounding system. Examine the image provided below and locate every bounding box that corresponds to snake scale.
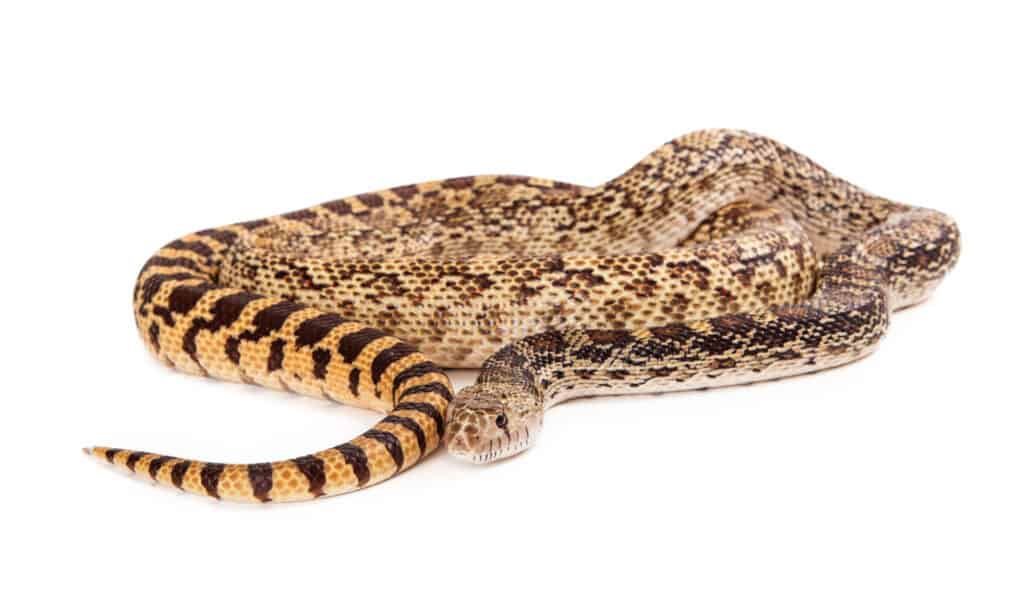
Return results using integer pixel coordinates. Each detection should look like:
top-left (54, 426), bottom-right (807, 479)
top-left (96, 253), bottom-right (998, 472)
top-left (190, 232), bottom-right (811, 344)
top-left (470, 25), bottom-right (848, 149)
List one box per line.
top-left (87, 129), bottom-right (960, 502)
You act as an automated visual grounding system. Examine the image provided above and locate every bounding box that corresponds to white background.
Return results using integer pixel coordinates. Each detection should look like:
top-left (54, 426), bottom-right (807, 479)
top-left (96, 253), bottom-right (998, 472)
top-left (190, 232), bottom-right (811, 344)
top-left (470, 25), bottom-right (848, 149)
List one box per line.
top-left (3, 2), bottom-right (1021, 613)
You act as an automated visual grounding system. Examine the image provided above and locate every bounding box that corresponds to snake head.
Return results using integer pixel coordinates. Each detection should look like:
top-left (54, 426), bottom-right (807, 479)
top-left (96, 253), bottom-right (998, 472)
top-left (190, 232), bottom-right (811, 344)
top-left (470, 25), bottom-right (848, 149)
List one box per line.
top-left (444, 383), bottom-right (543, 464)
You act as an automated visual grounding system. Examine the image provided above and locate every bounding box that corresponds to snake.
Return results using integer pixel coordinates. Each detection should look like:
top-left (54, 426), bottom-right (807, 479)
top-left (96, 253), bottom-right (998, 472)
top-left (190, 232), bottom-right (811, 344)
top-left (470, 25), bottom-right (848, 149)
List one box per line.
top-left (87, 129), bottom-right (960, 502)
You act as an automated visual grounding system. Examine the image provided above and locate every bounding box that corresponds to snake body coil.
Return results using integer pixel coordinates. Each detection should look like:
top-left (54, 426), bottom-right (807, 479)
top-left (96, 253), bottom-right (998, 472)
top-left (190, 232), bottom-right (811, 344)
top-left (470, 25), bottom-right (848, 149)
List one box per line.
top-left (88, 130), bottom-right (960, 500)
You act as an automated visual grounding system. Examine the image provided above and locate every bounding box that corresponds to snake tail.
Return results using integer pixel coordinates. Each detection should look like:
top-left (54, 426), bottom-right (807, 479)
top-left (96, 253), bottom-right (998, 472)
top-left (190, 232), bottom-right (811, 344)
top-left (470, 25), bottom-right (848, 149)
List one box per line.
top-left (89, 223), bottom-right (453, 502)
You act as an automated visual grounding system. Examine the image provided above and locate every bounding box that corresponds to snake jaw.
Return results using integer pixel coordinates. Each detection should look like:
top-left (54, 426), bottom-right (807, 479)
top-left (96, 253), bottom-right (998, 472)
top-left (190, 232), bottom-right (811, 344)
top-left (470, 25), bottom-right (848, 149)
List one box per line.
top-left (444, 383), bottom-right (543, 463)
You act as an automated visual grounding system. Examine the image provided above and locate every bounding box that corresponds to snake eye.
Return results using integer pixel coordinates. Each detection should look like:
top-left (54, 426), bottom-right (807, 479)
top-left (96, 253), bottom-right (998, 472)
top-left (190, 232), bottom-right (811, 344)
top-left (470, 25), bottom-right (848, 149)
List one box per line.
top-left (495, 413), bottom-right (508, 428)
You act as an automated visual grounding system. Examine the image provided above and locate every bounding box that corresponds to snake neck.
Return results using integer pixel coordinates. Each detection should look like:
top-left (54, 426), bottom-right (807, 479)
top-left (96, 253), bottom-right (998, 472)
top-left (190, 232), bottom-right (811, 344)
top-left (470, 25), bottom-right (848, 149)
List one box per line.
top-left (445, 206), bottom-right (960, 463)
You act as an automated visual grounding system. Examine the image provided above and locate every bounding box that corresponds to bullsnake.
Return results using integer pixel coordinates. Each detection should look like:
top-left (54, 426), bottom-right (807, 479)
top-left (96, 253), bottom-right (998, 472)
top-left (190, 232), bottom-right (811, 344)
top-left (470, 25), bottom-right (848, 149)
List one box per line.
top-left (87, 129), bottom-right (960, 501)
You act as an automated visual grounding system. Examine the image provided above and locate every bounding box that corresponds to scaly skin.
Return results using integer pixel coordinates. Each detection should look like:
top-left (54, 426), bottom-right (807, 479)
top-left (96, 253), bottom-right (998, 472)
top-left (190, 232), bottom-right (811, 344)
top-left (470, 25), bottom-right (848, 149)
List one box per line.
top-left (443, 132), bottom-right (959, 462)
top-left (88, 129), bottom-right (959, 498)
top-left (89, 221), bottom-right (452, 502)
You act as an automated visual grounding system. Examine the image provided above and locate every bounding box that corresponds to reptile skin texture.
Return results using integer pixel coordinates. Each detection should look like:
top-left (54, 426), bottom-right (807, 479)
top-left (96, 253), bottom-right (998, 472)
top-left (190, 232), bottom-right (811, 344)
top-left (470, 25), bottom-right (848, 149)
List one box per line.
top-left (88, 129), bottom-right (960, 500)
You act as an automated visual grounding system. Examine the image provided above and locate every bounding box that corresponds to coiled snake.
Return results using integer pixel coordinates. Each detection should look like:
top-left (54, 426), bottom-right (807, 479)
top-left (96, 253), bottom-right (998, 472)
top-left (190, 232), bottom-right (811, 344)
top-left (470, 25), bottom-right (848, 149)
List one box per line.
top-left (87, 130), bottom-right (960, 502)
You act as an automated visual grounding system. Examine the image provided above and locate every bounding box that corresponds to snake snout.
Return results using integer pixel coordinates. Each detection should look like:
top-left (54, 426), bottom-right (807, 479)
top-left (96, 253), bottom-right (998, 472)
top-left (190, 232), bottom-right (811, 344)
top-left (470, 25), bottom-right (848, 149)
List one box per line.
top-left (446, 424), bottom-right (536, 464)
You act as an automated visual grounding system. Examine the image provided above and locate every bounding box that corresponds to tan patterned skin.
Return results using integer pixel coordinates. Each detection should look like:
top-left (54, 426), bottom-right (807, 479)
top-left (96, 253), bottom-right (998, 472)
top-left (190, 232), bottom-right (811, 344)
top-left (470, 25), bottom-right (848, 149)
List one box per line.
top-left (87, 130), bottom-right (959, 499)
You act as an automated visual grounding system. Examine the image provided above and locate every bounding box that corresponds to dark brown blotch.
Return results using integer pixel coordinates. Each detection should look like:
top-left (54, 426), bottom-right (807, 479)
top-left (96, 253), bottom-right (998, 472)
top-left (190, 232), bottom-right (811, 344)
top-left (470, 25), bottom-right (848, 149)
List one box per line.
top-left (125, 451), bottom-right (145, 472)
top-left (170, 460), bottom-right (191, 489)
top-left (381, 415), bottom-right (427, 455)
top-left (370, 342), bottom-right (419, 385)
top-left (394, 402), bottom-right (445, 438)
top-left (292, 455), bottom-right (326, 497)
top-left (295, 313), bottom-right (347, 348)
top-left (337, 328), bottom-right (389, 364)
top-left (710, 313), bottom-right (757, 335)
top-left (357, 193), bottom-right (385, 208)
top-left (587, 329), bottom-right (634, 346)
top-left (267, 339), bottom-right (286, 373)
top-left (441, 176), bottom-right (475, 190)
top-left (200, 463), bottom-right (225, 499)
top-left (247, 463), bottom-right (273, 502)
top-left (391, 184), bottom-right (419, 200)
top-left (322, 200), bottom-right (352, 216)
top-left (148, 456), bottom-right (173, 480)
top-left (348, 368), bottom-right (361, 397)
top-left (650, 323), bottom-right (695, 341)
top-left (312, 348), bottom-right (331, 379)
top-left (282, 209), bottom-right (318, 222)
top-left (363, 430), bottom-right (404, 471)
top-left (334, 443), bottom-right (370, 486)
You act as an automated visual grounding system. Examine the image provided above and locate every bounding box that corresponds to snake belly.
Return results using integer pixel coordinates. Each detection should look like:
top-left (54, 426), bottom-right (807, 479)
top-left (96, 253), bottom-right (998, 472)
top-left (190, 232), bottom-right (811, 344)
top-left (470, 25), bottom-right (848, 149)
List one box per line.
top-left (88, 129), bottom-right (960, 497)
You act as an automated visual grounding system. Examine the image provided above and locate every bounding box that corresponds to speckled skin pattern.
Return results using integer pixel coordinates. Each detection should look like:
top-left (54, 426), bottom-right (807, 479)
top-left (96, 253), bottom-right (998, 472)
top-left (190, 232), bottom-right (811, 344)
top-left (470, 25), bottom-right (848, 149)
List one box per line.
top-left (88, 129), bottom-right (959, 498)
top-left (441, 130), bottom-right (960, 463)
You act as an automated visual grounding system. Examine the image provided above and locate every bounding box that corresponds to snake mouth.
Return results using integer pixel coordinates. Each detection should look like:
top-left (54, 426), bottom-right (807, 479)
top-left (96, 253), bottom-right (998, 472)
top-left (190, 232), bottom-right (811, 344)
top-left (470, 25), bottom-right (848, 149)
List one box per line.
top-left (446, 426), bottom-right (535, 464)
